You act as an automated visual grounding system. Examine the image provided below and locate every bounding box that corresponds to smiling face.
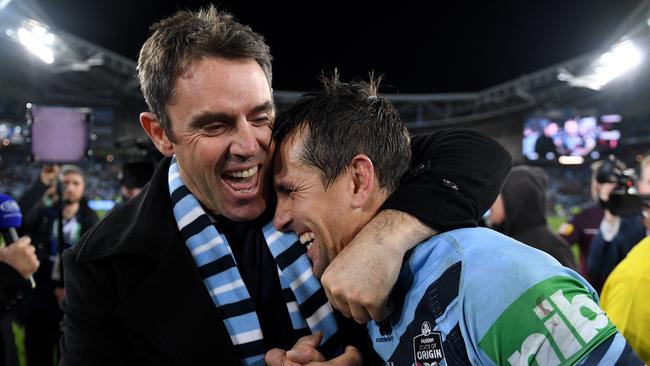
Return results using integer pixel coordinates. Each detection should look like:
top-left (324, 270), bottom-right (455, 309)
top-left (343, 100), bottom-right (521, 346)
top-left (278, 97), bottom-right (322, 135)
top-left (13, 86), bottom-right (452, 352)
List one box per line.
top-left (273, 131), bottom-right (362, 278)
top-left (143, 57), bottom-right (274, 221)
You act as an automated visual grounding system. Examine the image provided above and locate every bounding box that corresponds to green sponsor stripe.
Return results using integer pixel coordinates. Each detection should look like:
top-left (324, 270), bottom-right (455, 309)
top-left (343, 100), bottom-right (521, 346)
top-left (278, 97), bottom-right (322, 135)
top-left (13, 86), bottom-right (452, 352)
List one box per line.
top-left (479, 276), bottom-right (617, 365)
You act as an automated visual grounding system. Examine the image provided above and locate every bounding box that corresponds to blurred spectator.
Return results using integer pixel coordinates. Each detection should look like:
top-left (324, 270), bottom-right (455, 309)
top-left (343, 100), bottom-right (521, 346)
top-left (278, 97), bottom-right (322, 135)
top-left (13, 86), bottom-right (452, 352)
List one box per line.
top-left (0, 236), bottom-right (38, 316)
top-left (489, 165), bottom-right (578, 269)
top-left (558, 160), bottom-right (606, 282)
top-left (118, 160), bottom-right (155, 201)
top-left (534, 121), bottom-right (560, 159)
top-left (18, 165), bottom-right (98, 366)
top-left (588, 156), bottom-right (650, 292)
top-left (559, 118), bottom-right (596, 157)
top-left (600, 236), bottom-right (650, 363)
top-left (545, 164), bottom-right (592, 216)
top-left (521, 125), bottom-right (539, 158)
top-left (1, 236), bottom-right (38, 365)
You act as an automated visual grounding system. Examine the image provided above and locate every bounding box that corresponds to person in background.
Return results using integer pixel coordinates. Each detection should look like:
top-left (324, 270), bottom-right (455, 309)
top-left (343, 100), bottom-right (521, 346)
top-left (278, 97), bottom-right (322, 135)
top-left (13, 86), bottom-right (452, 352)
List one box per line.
top-left (267, 75), bottom-right (640, 366)
top-left (18, 164), bottom-right (98, 366)
top-left (1, 236), bottom-right (39, 365)
top-left (534, 120), bottom-right (560, 160)
top-left (0, 237), bottom-right (38, 318)
top-left (600, 235), bottom-right (650, 364)
top-left (489, 165), bottom-right (578, 269)
top-left (558, 160), bottom-right (606, 282)
top-left (588, 155), bottom-right (650, 292)
top-left (117, 160), bottom-right (155, 201)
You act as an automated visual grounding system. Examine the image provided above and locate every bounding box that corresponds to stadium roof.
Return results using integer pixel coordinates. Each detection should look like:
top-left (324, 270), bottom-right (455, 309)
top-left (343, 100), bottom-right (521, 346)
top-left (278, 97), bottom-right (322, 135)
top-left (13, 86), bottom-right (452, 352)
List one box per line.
top-left (1, 0), bottom-right (649, 128)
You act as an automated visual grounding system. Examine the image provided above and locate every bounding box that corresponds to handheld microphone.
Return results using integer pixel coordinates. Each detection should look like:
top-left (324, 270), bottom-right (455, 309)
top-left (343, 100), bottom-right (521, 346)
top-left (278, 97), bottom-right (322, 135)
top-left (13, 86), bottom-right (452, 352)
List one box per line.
top-left (0, 193), bottom-right (36, 288)
top-left (0, 193), bottom-right (22, 244)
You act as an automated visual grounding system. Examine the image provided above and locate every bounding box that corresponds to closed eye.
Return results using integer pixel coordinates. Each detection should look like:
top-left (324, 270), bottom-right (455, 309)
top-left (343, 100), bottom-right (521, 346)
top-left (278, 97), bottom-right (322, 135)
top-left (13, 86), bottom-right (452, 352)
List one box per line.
top-left (250, 115), bottom-right (272, 127)
top-left (275, 184), bottom-right (295, 196)
top-left (201, 122), bottom-right (229, 135)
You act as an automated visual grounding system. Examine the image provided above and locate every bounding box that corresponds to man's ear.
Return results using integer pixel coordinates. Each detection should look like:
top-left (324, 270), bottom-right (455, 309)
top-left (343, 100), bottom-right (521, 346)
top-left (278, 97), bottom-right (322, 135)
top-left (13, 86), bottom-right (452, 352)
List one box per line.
top-left (349, 154), bottom-right (375, 209)
top-left (140, 112), bottom-right (174, 157)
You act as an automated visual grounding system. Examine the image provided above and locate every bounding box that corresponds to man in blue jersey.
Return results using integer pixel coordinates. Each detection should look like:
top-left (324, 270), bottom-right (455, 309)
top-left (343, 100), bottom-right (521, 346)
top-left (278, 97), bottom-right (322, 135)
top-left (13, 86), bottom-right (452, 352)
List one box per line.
top-left (266, 75), bottom-right (642, 365)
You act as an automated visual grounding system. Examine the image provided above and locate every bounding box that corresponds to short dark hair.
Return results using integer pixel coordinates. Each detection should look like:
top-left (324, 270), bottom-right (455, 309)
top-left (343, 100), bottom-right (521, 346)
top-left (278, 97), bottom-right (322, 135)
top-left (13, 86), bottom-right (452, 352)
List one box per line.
top-left (137, 5), bottom-right (273, 142)
top-left (272, 73), bottom-right (411, 194)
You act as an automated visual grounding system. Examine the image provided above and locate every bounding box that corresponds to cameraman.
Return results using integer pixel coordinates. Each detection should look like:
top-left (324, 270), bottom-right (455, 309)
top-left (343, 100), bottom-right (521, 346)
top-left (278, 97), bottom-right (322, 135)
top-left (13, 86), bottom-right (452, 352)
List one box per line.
top-left (587, 156), bottom-right (650, 292)
top-left (18, 164), bottom-right (98, 366)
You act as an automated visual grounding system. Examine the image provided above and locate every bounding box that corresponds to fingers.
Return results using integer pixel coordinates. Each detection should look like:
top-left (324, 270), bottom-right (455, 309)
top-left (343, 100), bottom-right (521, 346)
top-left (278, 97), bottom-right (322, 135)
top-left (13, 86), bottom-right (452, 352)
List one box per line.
top-left (348, 304), bottom-right (371, 324)
top-left (321, 271), bottom-right (352, 318)
top-left (323, 269), bottom-right (392, 323)
top-left (305, 346), bottom-right (363, 366)
top-left (13, 236), bottom-right (32, 247)
top-left (7, 236), bottom-right (39, 278)
top-left (294, 331), bottom-right (323, 348)
top-left (348, 299), bottom-right (393, 323)
top-left (286, 332), bottom-right (325, 364)
top-left (335, 346), bottom-right (363, 366)
top-left (265, 348), bottom-right (297, 366)
top-left (365, 300), bottom-right (393, 323)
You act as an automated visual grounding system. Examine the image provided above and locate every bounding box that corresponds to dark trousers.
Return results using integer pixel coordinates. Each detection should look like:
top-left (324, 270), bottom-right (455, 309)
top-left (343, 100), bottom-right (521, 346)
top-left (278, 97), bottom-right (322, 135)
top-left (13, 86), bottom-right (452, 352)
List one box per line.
top-left (1, 315), bottom-right (19, 366)
top-left (24, 289), bottom-right (61, 366)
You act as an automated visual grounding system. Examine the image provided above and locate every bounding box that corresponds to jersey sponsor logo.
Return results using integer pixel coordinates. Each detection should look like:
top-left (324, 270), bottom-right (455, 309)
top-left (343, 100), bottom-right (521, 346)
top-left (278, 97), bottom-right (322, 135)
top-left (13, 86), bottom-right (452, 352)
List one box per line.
top-left (479, 276), bottom-right (617, 366)
top-left (413, 321), bottom-right (445, 366)
top-left (376, 335), bottom-right (394, 343)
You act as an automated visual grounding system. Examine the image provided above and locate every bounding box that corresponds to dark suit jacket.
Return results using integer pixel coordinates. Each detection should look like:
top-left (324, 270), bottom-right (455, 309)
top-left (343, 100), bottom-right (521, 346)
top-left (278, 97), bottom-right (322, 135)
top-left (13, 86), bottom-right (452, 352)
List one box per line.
top-left (60, 158), bottom-right (240, 365)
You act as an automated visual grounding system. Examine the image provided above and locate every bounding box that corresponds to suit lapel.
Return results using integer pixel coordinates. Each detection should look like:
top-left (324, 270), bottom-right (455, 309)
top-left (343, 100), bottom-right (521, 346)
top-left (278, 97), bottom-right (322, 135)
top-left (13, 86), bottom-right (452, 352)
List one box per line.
top-left (108, 158), bottom-right (238, 364)
top-left (114, 233), bottom-right (239, 364)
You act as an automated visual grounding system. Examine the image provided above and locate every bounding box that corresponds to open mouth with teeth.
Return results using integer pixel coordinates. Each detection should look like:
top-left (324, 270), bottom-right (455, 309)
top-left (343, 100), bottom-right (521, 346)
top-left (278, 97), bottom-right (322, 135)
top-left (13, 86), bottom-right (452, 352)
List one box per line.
top-left (222, 166), bottom-right (260, 195)
top-left (300, 231), bottom-right (315, 250)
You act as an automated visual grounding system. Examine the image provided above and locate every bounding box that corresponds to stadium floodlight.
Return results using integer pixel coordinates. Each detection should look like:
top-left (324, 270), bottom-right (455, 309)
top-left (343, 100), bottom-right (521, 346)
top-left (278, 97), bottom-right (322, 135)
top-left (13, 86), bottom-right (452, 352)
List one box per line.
top-left (558, 39), bottom-right (643, 90)
top-left (16, 19), bottom-right (55, 64)
top-left (592, 40), bottom-right (642, 88)
top-left (0, 0), bottom-right (12, 10)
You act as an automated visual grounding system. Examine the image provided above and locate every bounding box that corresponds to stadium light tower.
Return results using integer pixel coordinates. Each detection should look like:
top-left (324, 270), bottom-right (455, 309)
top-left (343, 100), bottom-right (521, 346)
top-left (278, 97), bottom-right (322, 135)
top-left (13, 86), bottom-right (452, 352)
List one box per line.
top-left (6, 19), bottom-right (56, 64)
top-left (592, 40), bottom-right (642, 87)
top-left (558, 39), bottom-right (643, 90)
top-left (0, 0), bottom-right (12, 10)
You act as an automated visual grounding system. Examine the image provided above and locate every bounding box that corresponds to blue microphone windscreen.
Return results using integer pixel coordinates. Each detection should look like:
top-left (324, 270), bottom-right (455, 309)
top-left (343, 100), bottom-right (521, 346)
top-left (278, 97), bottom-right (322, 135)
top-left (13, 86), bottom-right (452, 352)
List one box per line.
top-left (0, 193), bottom-right (22, 229)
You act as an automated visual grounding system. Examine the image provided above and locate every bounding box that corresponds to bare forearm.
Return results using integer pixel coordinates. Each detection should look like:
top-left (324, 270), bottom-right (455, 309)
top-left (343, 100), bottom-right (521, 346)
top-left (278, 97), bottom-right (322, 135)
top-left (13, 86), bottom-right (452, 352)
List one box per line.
top-left (353, 209), bottom-right (436, 255)
top-left (323, 210), bottom-right (437, 322)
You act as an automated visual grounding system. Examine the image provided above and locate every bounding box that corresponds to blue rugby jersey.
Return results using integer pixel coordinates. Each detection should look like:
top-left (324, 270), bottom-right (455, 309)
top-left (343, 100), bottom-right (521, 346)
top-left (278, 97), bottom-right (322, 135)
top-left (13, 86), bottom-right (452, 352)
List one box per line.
top-left (368, 227), bottom-right (641, 366)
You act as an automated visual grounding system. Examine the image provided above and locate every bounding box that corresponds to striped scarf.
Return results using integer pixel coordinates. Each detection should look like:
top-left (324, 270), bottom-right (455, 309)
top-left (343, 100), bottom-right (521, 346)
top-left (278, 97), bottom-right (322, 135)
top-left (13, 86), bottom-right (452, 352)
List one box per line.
top-left (168, 157), bottom-right (339, 365)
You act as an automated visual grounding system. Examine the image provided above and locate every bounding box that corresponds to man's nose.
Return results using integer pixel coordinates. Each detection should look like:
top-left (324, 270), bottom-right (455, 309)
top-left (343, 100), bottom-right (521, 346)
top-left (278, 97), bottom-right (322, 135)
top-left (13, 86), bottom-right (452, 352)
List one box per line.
top-left (273, 198), bottom-right (292, 232)
top-left (230, 121), bottom-right (259, 158)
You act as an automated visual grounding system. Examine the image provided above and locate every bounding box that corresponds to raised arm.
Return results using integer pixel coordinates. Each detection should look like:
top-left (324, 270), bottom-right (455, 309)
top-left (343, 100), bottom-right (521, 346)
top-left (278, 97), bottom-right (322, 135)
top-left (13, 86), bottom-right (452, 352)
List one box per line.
top-left (321, 128), bottom-right (512, 322)
top-left (18, 165), bottom-right (60, 232)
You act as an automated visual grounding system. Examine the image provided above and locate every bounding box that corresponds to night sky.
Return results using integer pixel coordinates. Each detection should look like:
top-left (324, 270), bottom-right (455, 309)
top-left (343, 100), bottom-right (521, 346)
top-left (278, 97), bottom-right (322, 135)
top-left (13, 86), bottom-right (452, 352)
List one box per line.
top-left (34, 0), bottom-right (643, 93)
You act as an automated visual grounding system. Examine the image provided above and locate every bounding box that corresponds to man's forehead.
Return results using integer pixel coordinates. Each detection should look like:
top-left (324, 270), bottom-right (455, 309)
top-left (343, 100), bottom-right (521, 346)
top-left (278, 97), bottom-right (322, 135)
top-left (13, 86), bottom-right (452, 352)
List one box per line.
top-left (171, 56), bottom-right (272, 106)
top-left (280, 131), bottom-right (308, 162)
top-left (274, 133), bottom-right (309, 179)
top-left (63, 171), bottom-right (83, 179)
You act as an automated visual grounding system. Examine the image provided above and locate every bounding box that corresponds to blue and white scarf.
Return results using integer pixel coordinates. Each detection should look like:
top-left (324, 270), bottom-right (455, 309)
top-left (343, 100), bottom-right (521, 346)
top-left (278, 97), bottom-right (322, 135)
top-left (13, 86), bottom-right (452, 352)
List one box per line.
top-left (168, 157), bottom-right (339, 365)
